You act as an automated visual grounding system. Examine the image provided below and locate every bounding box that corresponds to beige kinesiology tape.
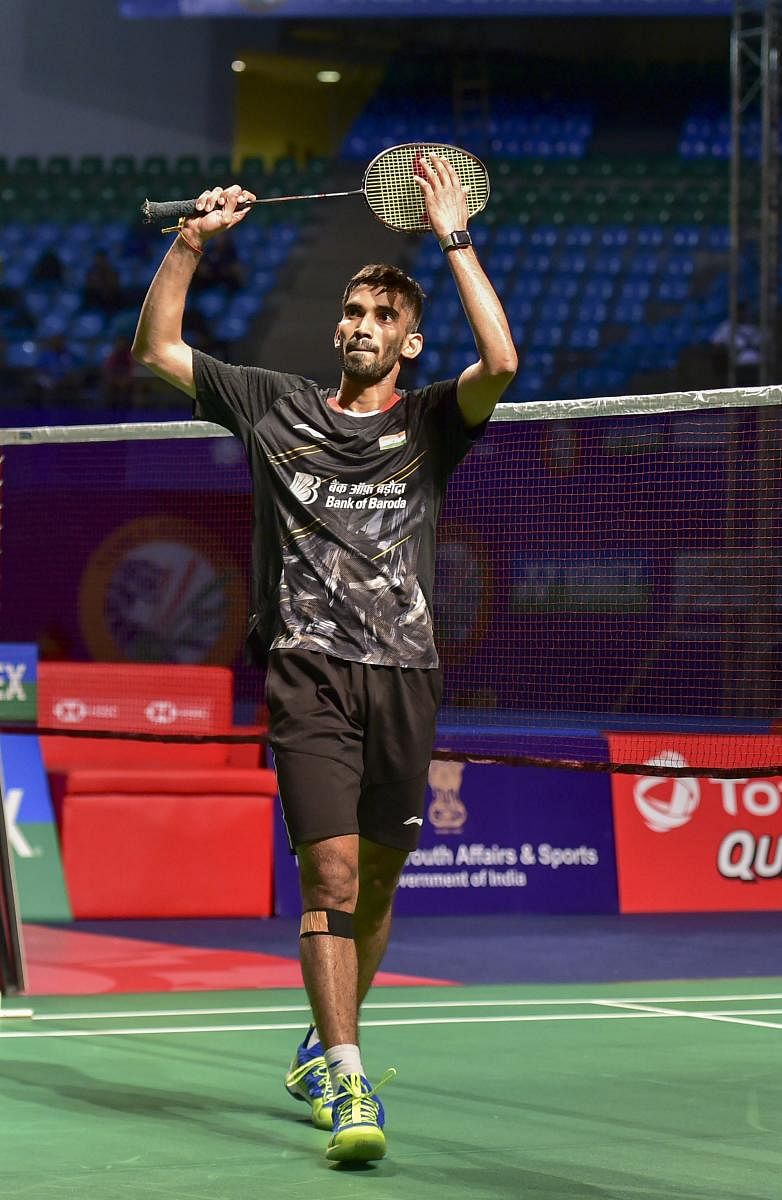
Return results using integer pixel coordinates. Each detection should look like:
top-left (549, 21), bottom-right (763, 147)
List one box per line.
top-left (299, 909), bottom-right (355, 939)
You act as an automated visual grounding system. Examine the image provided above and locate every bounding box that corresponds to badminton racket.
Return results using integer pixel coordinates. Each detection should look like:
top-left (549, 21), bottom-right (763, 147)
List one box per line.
top-left (141, 143), bottom-right (490, 233)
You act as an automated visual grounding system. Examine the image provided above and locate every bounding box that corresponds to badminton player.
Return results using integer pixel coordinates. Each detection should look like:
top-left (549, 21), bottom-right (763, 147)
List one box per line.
top-left (132, 153), bottom-right (516, 1163)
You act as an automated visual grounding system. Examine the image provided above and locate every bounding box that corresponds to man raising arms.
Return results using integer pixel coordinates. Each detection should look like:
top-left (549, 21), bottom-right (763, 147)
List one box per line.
top-left (133, 153), bottom-right (516, 1163)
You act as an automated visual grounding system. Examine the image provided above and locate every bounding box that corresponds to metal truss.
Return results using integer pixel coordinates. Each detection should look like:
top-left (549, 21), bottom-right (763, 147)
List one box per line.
top-left (730, 0), bottom-right (781, 384)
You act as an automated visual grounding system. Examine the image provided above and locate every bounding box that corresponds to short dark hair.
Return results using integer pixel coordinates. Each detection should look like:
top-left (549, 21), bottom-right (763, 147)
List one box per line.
top-left (341, 264), bottom-right (426, 333)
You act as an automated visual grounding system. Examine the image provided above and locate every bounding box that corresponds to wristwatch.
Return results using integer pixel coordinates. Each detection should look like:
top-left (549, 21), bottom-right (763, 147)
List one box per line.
top-left (439, 230), bottom-right (473, 253)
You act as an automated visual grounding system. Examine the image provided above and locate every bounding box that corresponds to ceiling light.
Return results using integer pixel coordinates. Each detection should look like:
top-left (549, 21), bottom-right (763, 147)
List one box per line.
top-left (316, 70), bottom-right (341, 84)
top-left (231, 60), bottom-right (247, 73)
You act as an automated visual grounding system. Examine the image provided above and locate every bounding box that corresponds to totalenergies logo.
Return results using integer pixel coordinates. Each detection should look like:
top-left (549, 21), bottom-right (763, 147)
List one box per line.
top-left (633, 753), bottom-right (700, 832)
top-left (632, 752), bottom-right (782, 882)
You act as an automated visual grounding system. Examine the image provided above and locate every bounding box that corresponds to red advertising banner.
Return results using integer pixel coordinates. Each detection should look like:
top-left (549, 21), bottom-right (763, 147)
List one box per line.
top-left (608, 734), bottom-right (782, 913)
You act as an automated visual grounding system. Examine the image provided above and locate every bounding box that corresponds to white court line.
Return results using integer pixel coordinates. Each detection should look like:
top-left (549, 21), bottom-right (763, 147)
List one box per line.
top-left (23, 991), bottom-right (782, 1023)
top-left (0, 1012), bottom-right (669, 1039)
top-left (595, 999), bottom-right (782, 1032)
top-left (2, 1007), bottom-right (782, 1040)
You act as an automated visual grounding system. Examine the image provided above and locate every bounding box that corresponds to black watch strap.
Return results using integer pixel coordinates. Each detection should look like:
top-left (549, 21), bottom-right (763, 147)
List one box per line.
top-left (439, 230), bottom-right (473, 252)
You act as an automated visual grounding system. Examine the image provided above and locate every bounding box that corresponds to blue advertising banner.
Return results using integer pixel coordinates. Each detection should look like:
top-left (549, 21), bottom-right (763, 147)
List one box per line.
top-left (0, 643), bottom-right (38, 723)
top-left (121, 0), bottom-right (731, 17)
top-left (0, 735), bottom-right (72, 921)
top-left (274, 739), bottom-right (618, 917)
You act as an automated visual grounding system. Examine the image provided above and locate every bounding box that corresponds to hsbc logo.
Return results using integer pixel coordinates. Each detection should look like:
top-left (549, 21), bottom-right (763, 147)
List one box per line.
top-left (145, 701), bottom-right (178, 725)
top-left (633, 753), bottom-right (700, 833)
top-left (52, 699), bottom-right (119, 724)
top-left (144, 701), bottom-right (210, 725)
top-left (53, 699), bottom-right (88, 724)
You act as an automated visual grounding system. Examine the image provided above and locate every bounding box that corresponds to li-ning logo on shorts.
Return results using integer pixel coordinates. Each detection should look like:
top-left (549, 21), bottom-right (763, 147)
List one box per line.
top-left (291, 471), bottom-right (322, 505)
top-left (633, 753), bottom-right (700, 833)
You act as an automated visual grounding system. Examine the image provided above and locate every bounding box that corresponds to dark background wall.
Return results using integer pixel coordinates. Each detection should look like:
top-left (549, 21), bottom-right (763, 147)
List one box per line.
top-left (2, 2), bottom-right (731, 161)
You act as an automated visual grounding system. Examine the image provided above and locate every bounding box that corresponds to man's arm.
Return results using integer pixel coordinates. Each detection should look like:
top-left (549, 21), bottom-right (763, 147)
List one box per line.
top-left (131, 184), bottom-right (255, 399)
top-left (414, 155), bottom-right (517, 428)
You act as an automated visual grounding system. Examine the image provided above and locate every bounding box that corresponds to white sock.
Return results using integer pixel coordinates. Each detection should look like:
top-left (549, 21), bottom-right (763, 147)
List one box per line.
top-left (304, 1025), bottom-right (321, 1050)
top-left (325, 1043), bottom-right (364, 1095)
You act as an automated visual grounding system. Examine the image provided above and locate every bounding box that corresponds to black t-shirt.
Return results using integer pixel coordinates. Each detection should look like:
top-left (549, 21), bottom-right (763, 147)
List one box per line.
top-left (193, 349), bottom-right (484, 668)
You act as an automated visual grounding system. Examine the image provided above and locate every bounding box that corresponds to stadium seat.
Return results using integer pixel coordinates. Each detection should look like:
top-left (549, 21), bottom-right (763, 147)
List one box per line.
top-left (78, 155), bottom-right (105, 176)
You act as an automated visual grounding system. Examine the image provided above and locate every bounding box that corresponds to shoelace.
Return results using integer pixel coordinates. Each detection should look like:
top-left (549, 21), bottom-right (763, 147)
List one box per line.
top-left (333, 1068), bottom-right (397, 1126)
top-left (289, 1055), bottom-right (334, 1100)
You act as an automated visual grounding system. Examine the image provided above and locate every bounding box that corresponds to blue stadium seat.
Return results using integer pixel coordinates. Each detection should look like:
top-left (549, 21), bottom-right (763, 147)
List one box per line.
top-left (494, 226), bottom-right (526, 248)
top-left (619, 279), bottom-right (652, 302)
top-left (529, 227), bottom-right (559, 248)
top-left (583, 279), bottom-right (615, 301)
top-left (547, 278), bottom-right (580, 300)
top-left (539, 299), bottom-right (572, 324)
top-left (5, 340), bottom-right (38, 369)
top-left (523, 251), bottom-right (553, 274)
top-left (628, 251), bottom-right (662, 277)
top-left (577, 302), bottom-right (607, 325)
top-left (636, 227), bottom-right (666, 248)
top-left (665, 255), bottom-right (695, 278)
top-left (656, 279), bottom-right (690, 303)
top-left (531, 324), bottom-right (564, 349)
top-left (192, 289), bottom-right (228, 320)
top-left (506, 298), bottom-right (536, 323)
top-left (36, 313), bottom-right (68, 339)
top-left (571, 325), bottom-right (601, 350)
top-left (564, 226), bottom-right (594, 248)
top-left (69, 311), bottom-right (107, 339)
top-left (215, 315), bottom-right (250, 342)
top-left (599, 227), bottom-right (631, 249)
top-left (611, 300), bottom-right (646, 325)
top-left (592, 252), bottom-right (623, 276)
top-left (229, 293), bottom-right (261, 320)
top-left (24, 290), bottom-right (53, 320)
top-left (558, 251), bottom-right (589, 275)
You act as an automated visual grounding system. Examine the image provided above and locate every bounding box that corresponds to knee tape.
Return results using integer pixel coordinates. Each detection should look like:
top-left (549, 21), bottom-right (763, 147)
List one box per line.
top-left (299, 909), bottom-right (354, 939)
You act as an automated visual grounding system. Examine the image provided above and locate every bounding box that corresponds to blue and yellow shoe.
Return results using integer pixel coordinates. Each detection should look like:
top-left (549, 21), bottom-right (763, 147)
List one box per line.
top-left (325, 1069), bottom-right (396, 1163)
top-left (284, 1028), bottom-right (334, 1131)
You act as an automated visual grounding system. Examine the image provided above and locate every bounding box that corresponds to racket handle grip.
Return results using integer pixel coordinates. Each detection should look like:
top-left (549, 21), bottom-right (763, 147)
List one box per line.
top-left (141, 197), bottom-right (253, 225)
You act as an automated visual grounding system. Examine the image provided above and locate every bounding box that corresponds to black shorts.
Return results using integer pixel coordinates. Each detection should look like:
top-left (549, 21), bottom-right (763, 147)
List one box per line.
top-left (265, 648), bottom-right (442, 852)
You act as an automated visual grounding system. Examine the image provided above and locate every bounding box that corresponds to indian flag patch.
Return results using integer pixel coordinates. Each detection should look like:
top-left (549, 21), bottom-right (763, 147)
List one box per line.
top-left (378, 430), bottom-right (407, 451)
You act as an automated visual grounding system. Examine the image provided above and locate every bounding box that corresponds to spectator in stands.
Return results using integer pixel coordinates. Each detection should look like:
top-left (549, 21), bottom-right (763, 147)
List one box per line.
top-left (100, 335), bottom-right (136, 407)
top-left (83, 249), bottom-right (125, 314)
top-left (33, 335), bottom-right (80, 400)
top-left (710, 303), bottom-right (761, 386)
top-left (31, 248), bottom-right (64, 286)
top-left (132, 161), bottom-right (516, 1166)
top-left (191, 234), bottom-right (244, 293)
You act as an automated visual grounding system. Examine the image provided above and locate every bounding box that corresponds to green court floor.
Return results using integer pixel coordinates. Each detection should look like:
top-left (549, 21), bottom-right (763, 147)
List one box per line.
top-left (1, 979), bottom-right (780, 1199)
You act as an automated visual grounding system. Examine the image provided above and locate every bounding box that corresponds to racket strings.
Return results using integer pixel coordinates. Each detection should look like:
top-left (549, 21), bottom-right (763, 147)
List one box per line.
top-left (364, 143), bottom-right (490, 232)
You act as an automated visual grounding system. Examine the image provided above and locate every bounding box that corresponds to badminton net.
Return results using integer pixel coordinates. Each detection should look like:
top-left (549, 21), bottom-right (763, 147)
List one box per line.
top-left (1, 384), bottom-right (781, 777)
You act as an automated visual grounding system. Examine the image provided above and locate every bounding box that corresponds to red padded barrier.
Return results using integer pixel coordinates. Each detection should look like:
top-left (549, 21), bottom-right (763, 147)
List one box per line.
top-left (38, 662), bottom-right (234, 733)
top-left (40, 735), bottom-right (227, 771)
top-left (59, 768), bottom-right (278, 795)
top-left (38, 662), bottom-right (275, 917)
top-left (63, 792), bottom-right (274, 918)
